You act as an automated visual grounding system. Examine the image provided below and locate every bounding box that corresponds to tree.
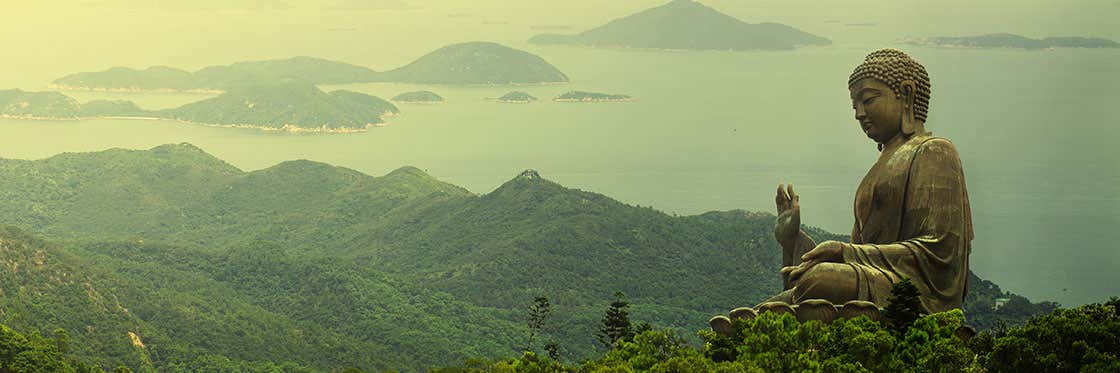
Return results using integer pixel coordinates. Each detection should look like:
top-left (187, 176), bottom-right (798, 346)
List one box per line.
top-left (883, 278), bottom-right (923, 335)
top-left (52, 328), bottom-right (70, 355)
top-left (544, 342), bottom-right (560, 361)
top-left (597, 292), bottom-right (634, 349)
top-left (525, 296), bottom-right (552, 352)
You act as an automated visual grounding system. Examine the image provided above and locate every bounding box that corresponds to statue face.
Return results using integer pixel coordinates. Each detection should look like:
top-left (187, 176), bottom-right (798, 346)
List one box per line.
top-left (849, 78), bottom-right (902, 144)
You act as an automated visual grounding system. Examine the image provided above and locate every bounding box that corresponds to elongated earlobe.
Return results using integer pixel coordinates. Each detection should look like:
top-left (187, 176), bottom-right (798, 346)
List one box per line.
top-left (900, 81), bottom-right (918, 136)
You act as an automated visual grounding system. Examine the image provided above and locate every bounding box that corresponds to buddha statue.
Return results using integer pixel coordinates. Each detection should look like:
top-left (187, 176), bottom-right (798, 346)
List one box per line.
top-left (711, 49), bottom-right (973, 332)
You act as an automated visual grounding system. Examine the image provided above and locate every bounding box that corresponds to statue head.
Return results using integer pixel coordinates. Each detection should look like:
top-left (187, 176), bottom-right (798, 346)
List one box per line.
top-left (847, 49), bottom-right (931, 145)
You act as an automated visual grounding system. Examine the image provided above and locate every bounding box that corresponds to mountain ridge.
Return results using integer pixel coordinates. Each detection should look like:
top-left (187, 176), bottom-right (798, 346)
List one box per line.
top-left (51, 42), bottom-right (569, 92)
top-left (0, 144), bottom-right (1058, 370)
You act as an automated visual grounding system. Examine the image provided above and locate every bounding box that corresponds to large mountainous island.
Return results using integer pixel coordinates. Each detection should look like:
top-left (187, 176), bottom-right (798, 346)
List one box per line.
top-left (0, 84), bottom-right (399, 133)
top-left (0, 144), bottom-right (1056, 371)
top-left (51, 42), bottom-right (568, 92)
top-left (529, 0), bottom-right (830, 51)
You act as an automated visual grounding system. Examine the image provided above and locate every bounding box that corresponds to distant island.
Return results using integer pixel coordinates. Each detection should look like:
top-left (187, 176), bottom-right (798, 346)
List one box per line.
top-left (391, 90), bottom-right (445, 104)
top-left (901, 33), bottom-right (1120, 49)
top-left (0, 89), bottom-right (81, 119)
top-left (158, 81), bottom-right (399, 132)
top-left (1, 83), bottom-right (399, 133)
top-left (375, 42), bottom-right (569, 85)
top-left (528, 0), bottom-right (830, 51)
top-left (489, 91), bottom-right (538, 103)
top-left (554, 90), bottom-right (632, 102)
top-left (78, 99), bottom-right (148, 117)
top-left (51, 42), bottom-right (569, 92)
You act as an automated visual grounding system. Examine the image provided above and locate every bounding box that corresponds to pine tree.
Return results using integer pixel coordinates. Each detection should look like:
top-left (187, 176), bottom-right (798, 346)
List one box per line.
top-left (597, 291), bottom-right (634, 349)
top-left (883, 278), bottom-right (924, 335)
top-left (525, 296), bottom-right (552, 352)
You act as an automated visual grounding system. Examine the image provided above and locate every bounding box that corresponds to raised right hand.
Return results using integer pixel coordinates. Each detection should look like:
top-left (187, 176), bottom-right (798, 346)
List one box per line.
top-left (774, 183), bottom-right (801, 244)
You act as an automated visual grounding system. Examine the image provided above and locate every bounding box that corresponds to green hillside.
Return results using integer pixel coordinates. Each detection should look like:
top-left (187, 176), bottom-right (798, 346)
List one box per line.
top-left (0, 144), bottom-right (1058, 370)
top-left (529, 0), bottom-right (830, 51)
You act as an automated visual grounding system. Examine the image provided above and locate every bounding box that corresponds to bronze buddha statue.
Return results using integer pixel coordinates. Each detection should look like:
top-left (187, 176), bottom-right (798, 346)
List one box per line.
top-left (712, 49), bottom-right (973, 331)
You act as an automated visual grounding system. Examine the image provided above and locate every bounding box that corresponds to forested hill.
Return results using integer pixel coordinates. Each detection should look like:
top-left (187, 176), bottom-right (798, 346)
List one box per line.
top-left (529, 0), bottom-right (830, 50)
top-left (0, 144), bottom-right (1056, 371)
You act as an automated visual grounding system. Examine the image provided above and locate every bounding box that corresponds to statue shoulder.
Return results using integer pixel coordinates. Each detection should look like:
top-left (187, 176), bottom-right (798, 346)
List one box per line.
top-left (916, 136), bottom-right (962, 159)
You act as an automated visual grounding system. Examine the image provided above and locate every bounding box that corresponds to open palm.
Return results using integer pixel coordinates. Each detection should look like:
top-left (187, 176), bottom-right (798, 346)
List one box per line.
top-left (774, 183), bottom-right (801, 244)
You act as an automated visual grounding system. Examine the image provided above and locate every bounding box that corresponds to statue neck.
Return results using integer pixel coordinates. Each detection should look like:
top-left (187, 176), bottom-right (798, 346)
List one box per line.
top-left (879, 122), bottom-right (928, 153)
top-left (878, 133), bottom-right (909, 153)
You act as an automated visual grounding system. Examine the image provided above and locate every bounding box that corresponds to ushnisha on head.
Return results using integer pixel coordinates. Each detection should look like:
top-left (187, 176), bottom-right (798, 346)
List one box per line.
top-left (848, 49), bottom-right (932, 123)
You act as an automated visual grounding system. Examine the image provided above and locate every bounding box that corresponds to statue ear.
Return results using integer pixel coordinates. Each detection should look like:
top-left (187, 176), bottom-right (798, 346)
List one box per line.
top-left (899, 80), bottom-right (919, 136)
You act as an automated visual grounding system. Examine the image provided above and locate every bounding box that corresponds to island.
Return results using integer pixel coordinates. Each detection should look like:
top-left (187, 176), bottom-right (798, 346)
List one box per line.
top-left (391, 90), bottom-right (445, 104)
top-left (528, 0), bottom-right (830, 51)
top-left (77, 99), bottom-right (148, 117)
top-left (489, 91), bottom-right (538, 104)
top-left (52, 57), bottom-right (376, 92)
top-left (0, 89), bottom-right (81, 119)
top-left (900, 33), bottom-right (1120, 49)
top-left (157, 81), bottom-right (399, 132)
top-left (51, 42), bottom-right (569, 92)
top-left (375, 42), bottom-right (569, 85)
top-left (0, 83), bottom-right (399, 133)
top-left (554, 91), bottom-right (632, 102)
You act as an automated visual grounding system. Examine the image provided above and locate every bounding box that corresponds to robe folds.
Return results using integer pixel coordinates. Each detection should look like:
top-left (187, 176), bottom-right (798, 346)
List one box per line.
top-left (844, 133), bottom-right (973, 313)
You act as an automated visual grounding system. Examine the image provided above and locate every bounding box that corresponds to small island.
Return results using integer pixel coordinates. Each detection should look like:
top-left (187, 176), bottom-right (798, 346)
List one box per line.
top-left (391, 91), bottom-right (445, 104)
top-left (489, 91), bottom-right (538, 104)
top-left (0, 89), bottom-right (81, 119)
top-left (901, 33), bottom-right (1120, 49)
top-left (554, 91), bottom-right (632, 102)
top-left (0, 82), bottom-right (399, 133)
top-left (529, 0), bottom-right (829, 51)
top-left (78, 99), bottom-right (148, 118)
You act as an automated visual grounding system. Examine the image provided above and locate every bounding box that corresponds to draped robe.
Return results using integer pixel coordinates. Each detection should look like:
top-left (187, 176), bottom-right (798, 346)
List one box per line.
top-left (769, 133), bottom-right (973, 313)
top-left (843, 133), bottom-right (973, 313)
